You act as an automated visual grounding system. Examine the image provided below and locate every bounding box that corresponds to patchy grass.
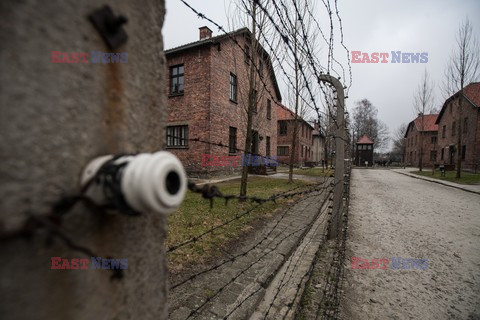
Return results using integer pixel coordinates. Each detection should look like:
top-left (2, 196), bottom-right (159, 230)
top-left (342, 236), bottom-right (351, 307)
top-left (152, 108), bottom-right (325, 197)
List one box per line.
top-left (413, 170), bottom-right (480, 185)
top-left (167, 176), bottom-right (313, 273)
top-left (293, 167), bottom-right (334, 177)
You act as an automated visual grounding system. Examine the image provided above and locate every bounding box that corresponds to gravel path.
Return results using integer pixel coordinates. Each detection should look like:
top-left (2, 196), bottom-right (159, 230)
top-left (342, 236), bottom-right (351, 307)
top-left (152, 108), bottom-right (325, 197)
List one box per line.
top-left (339, 169), bottom-right (480, 320)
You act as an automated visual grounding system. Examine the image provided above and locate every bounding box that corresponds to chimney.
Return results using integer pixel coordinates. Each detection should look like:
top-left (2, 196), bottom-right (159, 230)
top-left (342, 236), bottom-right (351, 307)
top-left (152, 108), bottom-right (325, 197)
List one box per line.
top-left (199, 26), bottom-right (212, 40)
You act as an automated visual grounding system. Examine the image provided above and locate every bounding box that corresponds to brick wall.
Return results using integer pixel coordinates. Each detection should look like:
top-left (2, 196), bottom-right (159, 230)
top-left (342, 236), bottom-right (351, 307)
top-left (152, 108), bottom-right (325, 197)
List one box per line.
top-left (166, 31), bottom-right (281, 177)
top-left (277, 119), bottom-right (314, 166)
top-left (405, 126), bottom-right (438, 168)
top-left (437, 96), bottom-right (480, 170)
top-left (166, 45), bottom-right (213, 176)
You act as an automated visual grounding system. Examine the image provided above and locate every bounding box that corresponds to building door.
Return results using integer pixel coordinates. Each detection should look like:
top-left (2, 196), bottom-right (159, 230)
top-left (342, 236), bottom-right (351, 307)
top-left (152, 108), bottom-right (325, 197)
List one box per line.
top-left (251, 130), bottom-right (259, 155)
top-left (266, 136), bottom-right (270, 156)
top-left (449, 146), bottom-right (455, 165)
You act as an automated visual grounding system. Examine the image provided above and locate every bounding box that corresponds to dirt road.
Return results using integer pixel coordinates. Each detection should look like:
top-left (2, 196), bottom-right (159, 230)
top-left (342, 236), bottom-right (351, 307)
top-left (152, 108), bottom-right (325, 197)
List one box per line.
top-left (339, 169), bottom-right (480, 320)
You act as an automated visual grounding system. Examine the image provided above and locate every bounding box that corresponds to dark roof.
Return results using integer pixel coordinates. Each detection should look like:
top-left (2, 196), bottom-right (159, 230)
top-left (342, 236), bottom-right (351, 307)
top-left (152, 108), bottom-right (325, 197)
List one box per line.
top-left (404, 114), bottom-right (439, 137)
top-left (165, 27), bottom-right (282, 102)
top-left (357, 135), bottom-right (374, 144)
top-left (436, 82), bottom-right (480, 124)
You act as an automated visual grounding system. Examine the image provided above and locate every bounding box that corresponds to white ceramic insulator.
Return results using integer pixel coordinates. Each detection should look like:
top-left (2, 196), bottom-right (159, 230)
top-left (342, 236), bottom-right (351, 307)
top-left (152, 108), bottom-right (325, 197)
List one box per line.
top-left (81, 151), bottom-right (187, 216)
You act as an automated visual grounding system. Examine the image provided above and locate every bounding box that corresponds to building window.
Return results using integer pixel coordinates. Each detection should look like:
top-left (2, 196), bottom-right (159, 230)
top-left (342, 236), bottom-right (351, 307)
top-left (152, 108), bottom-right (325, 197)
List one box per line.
top-left (167, 125), bottom-right (188, 147)
top-left (452, 121), bottom-right (456, 136)
top-left (430, 150), bottom-right (437, 161)
top-left (431, 136), bottom-right (437, 144)
top-left (266, 136), bottom-right (271, 156)
top-left (228, 127), bottom-right (237, 154)
top-left (170, 64), bottom-right (184, 94)
top-left (441, 148), bottom-right (444, 160)
top-left (253, 90), bottom-right (258, 113)
top-left (266, 99), bottom-right (271, 120)
top-left (301, 145), bottom-right (304, 157)
top-left (463, 117), bottom-right (468, 133)
top-left (462, 145), bottom-right (466, 160)
top-left (244, 45), bottom-right (250, 64)
top-left (279, 121), bottom-right (287, 135)
top-left (229, 73), bottom-right (237, 102)
top-left (278, 146), bottom-right (289, 156)
top-left (442, 125), bottom-right (446, 138)
top-left (367, 145), bottom-right (372, 150)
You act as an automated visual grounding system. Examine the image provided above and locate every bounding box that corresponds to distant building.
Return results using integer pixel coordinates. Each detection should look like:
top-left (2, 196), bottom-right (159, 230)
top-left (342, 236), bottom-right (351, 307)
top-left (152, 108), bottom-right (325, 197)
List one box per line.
top-left (404, 114), bottom-right (439, 168)
top-left (276, 104), bottom-right (314, 166)
top-left (165, 26), bottom-right (282, 177)
top-left (312, 121), bottom-right (326, 166)
top-left (355, 135), bottom-right (374, 167)
top-left (435, 82), bottom-right (480, 171)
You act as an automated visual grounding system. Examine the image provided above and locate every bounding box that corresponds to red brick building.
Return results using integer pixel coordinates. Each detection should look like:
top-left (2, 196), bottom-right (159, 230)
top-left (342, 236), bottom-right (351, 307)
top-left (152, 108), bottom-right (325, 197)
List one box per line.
top-left (276, 104), bottom-right (314, 166)
top-left (165, 27), bottom-right (282, 176)
top-left (435, 82), bottom-right (480, 171)
top-left (404, 114), bottom-right (439, 168)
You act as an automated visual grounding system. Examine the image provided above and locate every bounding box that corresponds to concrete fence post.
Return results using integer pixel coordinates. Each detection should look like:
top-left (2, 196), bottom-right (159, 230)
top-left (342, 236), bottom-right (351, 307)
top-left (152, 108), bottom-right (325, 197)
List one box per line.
top-left (0, 1), bottom-right (169, 319)
top-left (318, 75), bottom-right (346, 240)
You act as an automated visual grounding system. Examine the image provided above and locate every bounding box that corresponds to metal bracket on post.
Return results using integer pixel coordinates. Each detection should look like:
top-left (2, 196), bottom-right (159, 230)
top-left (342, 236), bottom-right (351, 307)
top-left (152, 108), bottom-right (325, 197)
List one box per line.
top-left (89, 5), bottom-right (128, 50)
top-left (318, 75), bottom-right (346, 240)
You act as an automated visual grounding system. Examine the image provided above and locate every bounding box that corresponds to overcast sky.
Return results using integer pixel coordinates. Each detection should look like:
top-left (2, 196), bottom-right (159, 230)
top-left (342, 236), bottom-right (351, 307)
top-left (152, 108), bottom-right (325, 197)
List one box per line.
top-left (163, 0), bottom-right (480, 148)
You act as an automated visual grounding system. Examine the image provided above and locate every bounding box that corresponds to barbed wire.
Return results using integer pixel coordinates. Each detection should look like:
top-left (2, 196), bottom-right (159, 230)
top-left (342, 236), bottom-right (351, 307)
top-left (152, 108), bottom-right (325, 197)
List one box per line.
top-left (0, 164), bottom-right (125, 280)
top-left (169, 185), bottom-right (328, 290)
top-left (168, 178), bottom-right (336, 253)
top-left (183, 192), bottom-right (331, 319)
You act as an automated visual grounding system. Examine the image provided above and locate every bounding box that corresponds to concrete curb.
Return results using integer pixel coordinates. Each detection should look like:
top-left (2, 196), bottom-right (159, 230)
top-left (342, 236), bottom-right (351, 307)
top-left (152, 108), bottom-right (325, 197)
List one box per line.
top-left (392, 170), bottom-right (480, 196)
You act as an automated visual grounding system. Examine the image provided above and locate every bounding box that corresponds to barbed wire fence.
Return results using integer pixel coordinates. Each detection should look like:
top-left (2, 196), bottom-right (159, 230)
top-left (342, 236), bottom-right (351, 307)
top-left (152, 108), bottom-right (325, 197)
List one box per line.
top-left (167, 0), bottom-right (353, 319)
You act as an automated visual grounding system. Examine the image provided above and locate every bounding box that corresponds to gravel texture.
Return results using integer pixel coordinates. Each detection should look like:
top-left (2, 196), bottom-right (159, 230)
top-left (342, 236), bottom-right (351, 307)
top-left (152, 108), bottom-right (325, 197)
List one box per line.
top-left (338, 169), bottom-right (480, 320)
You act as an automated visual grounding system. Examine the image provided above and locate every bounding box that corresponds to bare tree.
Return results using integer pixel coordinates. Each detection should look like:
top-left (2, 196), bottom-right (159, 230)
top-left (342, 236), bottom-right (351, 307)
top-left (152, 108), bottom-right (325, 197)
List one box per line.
top-left (272, 0), bottom-right (318, 183)
top-left (352, 99), bottom-right (389, 151)
top-left (391, 123), bottom-right (407, 165)
top-left (413, 69), bottom-right (435, 171)
top-left (228, 0), bottom-right (275, 197)
top-left (443, 18), bottom-right (480, 178)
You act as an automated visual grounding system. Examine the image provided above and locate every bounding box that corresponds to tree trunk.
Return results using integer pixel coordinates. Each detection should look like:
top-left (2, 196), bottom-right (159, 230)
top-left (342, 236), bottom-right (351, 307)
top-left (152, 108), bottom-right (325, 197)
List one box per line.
top-left (239, 1), bottom-right (257, 197)
top-left (288, 21), bottom-right (300, 184)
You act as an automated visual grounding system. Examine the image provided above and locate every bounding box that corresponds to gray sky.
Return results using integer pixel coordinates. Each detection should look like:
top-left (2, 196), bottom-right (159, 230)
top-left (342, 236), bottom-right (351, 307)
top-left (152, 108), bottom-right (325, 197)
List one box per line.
top-left (163, 0), bottom-right (480, 149)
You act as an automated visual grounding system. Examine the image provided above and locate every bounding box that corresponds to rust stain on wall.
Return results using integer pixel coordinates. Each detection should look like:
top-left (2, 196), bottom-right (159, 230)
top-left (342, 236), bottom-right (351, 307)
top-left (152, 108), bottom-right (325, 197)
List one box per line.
top-left (103, 63), bottom-right (127, 153)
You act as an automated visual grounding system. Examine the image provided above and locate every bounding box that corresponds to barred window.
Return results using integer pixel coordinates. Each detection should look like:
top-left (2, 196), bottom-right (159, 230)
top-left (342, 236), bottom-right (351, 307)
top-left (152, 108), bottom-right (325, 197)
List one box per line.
top-left (266, 136), bottom-right (271, 156)
top-left (170, 65), bottom-right (184, 94)
top-left (244, 45), bottom-right (250, 64)
top-left (167, 125), bottom-right (188, 147)
top-left (230, 73), bottom-right (237, 102)
top-left (278, 146), bottom-right (289, 156)
top-left (279, 121), bottom-right (287, 135)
